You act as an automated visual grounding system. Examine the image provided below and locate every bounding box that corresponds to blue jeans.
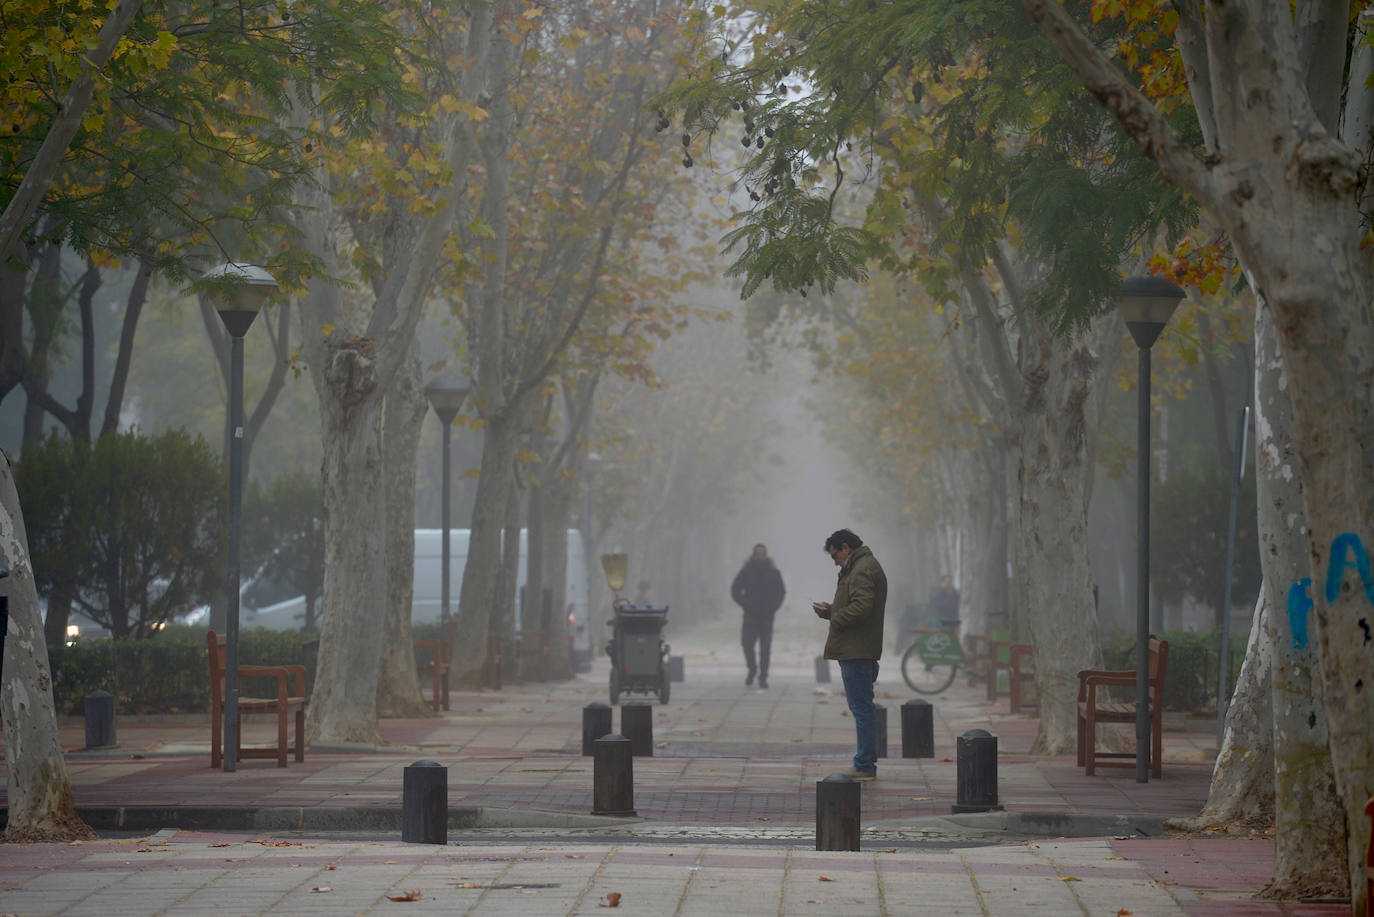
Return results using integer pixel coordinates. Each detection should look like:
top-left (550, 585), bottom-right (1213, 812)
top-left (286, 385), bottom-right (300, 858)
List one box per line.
top-left (839, 659), bottom-right (880, 773)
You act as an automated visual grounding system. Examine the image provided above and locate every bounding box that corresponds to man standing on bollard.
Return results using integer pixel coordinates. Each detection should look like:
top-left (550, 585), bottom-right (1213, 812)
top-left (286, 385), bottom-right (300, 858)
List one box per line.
top-left (812, 529), bottom-right (887, 782)
top-left (731, 543), bottom-right (786, 689)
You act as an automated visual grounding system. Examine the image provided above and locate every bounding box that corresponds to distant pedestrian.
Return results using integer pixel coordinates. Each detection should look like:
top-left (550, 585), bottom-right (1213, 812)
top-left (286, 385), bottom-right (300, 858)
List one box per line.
top-left (930, 574), bottom-right (960, 629)
top-left (730, 543), bottom-right (786, 689)
top-left (811, 528), bottom-right (888, 781)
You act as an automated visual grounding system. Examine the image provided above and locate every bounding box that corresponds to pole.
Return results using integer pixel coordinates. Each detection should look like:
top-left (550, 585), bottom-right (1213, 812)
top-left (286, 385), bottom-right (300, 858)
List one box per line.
top-left (440, 420), bottom-right (452, 631)
top-left (1216, 404), bottom-right (1250, 746)
top-left (1135, 343), bottom-right (1151, 783)
top-left (224, 333), bottom-right (245, 772)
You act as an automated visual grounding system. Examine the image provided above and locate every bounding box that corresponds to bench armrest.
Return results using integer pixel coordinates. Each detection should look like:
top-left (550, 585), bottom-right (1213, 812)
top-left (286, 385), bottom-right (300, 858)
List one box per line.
top-left (238, 664), bottom-right (306, 701)
top-left (414, 639), bottom-right (447, 664)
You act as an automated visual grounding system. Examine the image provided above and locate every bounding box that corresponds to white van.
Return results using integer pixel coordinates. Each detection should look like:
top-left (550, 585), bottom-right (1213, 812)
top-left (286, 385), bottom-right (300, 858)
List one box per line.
top-left (248, 528), bottom-right (590, 668)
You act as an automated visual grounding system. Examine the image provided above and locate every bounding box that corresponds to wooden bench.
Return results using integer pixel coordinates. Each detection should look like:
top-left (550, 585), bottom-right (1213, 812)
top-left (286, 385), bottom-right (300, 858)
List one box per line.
top-left (1076, 636), bottom-right (1169, 777)
top-left (414, 618), bottom-right (458, 712)
top-left (1009, 643), bottom-right (1036, 714)
top-left (207, 630), bottom-right (306, 768)
top-left (967, 635), bottom-right (1017, 700)
top-left (515, 629), bottom-right (549, 681)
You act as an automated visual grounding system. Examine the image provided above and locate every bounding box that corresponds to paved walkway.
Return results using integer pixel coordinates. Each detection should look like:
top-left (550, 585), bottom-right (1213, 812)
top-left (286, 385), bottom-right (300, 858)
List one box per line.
top-left (0, 619), bottom-right (1349, 915)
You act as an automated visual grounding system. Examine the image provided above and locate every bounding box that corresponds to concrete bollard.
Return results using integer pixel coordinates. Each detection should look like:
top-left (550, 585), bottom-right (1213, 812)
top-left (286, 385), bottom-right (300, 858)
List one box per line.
top-left (814, 655), bottom-right (832, 683)
top-left (901, 698), bottom-right (934, 758)
top-left (875, 704), bottom-right (888, 759)
top-left (953, 729), bottom-right (1003, 813)
top-left (582, 702), bottom-right (613, 756)
top-left (401, 760), bottom-right (448, 844)
top-left (621, 701), bottom-right (654, 757)
top-left (84, 690), bottom-right (116, 749)
top-left (815, 774), bottom-right (861, 851)
top-left (668, 655), bottom-right (685, 682)
top-left (591, 734), bottom-right (636, 816)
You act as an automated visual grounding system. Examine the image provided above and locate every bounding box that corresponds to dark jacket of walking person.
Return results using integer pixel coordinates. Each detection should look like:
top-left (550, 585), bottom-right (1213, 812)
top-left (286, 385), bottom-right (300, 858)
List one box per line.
top-left (930, 575), bottom-right (960, 628)
top-left (731, 544), bottom-right (785, 688)
top-left (812, 528), bottom-right (888, 780)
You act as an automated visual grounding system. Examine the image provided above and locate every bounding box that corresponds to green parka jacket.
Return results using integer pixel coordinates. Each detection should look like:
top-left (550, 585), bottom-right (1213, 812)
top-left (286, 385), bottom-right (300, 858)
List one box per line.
top-left (820, 544), bottom-right (888, 660)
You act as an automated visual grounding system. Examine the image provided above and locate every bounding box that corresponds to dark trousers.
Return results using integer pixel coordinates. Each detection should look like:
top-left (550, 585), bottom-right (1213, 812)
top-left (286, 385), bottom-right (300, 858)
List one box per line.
top-left (741, 613), bottom-right (774, 677)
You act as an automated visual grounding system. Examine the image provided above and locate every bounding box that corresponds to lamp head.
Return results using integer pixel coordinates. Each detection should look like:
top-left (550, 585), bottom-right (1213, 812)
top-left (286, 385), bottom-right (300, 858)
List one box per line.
top-left (600, 553), bottom-right (628, 595)
top-left (203, 262), bottom-right (278, 338)
top-left (424, 381), bottom-right (470, 425)
top-left (1117, 275), bottom-right (1184, 349)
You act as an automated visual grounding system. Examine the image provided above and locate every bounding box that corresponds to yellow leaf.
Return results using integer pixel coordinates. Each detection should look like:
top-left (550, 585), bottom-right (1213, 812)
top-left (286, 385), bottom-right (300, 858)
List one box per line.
top-left (320, 324), bottom-right (335, 336)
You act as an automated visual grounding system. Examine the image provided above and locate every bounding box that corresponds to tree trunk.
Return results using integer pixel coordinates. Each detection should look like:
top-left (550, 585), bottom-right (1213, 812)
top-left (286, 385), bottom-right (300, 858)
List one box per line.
top-left (306, 339), bottom-right (388, 744)
top-left (376, 346), bottom-right (431, 718)
top-left (0, 450), bottom-right (94, 842)
top-left (1017, 320), bottom-right (1110, 755)
top-left (499, 484), bottom-right (521, 675)
top-left (540, 482), bottom-right (574, 680)
top-left (1252, 300), bottom-right (1347, 898)
top-left (1169, 587), bottom-right (1274, 830)
top-left (450, 412), bottom-right (518, 686)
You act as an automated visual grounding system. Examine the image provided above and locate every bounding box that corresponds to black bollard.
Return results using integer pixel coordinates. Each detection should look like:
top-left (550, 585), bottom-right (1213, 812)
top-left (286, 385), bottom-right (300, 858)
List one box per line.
top-left (901, 698), bottom-right (934, 758)
top-left (815, 774), bottom-right (861, 851)
top-left (401, 760), bottom-right (448, 844)
top-left (84, 690), bottom-right (116, 749)
top-left (875, 704), bottom-right (888, 759)
top-left (621, 701), bottom-right (654, 757)
top-left (953, 729), bottom-right (1003, 813)
top-left (814, 655), bottom-right (832, 683)
top-left (591, 734), bottom-right (636, 816)
top-left (582, 702), bottom-right (612, 756)
top-left (668, 655), bottom-right (685, 682)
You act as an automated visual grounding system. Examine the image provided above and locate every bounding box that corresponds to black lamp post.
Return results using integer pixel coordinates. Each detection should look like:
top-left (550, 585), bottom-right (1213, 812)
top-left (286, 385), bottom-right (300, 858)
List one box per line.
top-left (1117, 274), bottom-right (1184, 783)
top-left (205, 261), bottom-right (278, 772)
top-left (424, 382), bottom-right (469, 633)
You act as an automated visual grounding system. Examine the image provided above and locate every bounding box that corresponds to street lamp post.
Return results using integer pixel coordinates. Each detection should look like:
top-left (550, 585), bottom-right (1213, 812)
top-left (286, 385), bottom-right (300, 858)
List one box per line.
top-left (205, 262), bottom-right (278, 772)
top-left (424, 382), bottom-right (469, 634)
top-left (1117, 274), bottom-right (1184, 783)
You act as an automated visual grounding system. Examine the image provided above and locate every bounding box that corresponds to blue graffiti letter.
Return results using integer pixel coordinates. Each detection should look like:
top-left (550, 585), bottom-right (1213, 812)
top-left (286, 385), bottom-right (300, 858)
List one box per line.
top-left (1323, 533), bottom-right (1374, 606)
top-left (1287, 578), bottom-right (1313, 651)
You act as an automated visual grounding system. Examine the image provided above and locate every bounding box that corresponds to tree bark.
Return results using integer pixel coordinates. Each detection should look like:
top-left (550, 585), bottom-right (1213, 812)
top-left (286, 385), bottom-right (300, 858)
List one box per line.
top-left (306, 339), bottom-right (388, 745)
top-left (376, 344), bottom-right (431, 718)
top-left (1253, 300), bottom-right (1346, 899)
top-left (1168, 587), bottom-right (1274, 830)
top-left (0, 450), bottom-right (94, 842)
top-left (1016, 319), bottom-right (1113, 755)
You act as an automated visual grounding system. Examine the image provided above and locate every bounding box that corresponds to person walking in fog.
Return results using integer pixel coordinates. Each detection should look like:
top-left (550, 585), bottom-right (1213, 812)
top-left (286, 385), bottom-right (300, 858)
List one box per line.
top-left (811, 528), bottom-right (888, 781)
top-left (930, 574), bottom-right (960, 628)
top-left (731, 543), bottom-right (786, 689)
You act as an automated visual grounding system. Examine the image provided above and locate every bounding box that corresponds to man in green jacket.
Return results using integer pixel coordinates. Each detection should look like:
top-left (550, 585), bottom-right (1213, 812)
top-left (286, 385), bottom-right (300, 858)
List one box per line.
top-left (812, 528), bottom-right (888, 781)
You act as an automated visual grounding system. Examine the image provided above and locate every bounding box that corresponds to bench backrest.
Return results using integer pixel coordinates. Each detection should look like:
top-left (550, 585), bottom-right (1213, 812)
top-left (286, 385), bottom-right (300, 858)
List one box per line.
top-left (206, 631), bottom-right (226, 706)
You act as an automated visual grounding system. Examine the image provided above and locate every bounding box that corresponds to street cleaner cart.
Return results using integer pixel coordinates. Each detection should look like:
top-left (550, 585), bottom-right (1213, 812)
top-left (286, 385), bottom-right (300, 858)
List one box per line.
top-left (606, 601), bottom-right (670, 705)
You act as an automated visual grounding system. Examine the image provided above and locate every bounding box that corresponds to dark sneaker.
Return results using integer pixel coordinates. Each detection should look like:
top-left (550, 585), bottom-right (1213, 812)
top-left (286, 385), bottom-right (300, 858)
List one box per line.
top-left (841, 767), bottom-right (876, 782)
top-left (745, 671), bottom-right (755, 686)
top-left (758, 677), bottom-right (768, 689)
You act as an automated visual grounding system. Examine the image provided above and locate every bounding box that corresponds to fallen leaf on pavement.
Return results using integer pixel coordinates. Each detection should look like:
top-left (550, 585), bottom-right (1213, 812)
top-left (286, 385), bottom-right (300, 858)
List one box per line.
top-left (327, 865), bottom-right (337, 870)
top-left (1106, 856), bottom-right (1126, 861)
top-left (791, 739), bottom-right (803, 743)
top-left (310, 886), bottom-right (331, 893)
top-left (1055, 876), bottom-right (1080, 882)
top-left (565, 854), bottom-right (586, 859)
top-left (911, 796), bottom-right (932, 802)
top-left (386, 891), bottom-right (424, 902)
top-left (599, 891), bottom-right (622, 907)
top-left (818, 876), bottom-right (834, 882)
top-left (940, 757), bottom-right (953, 763)
top-left (656, 742), bottom-right (667, 749)
top-left (1117, 910), bottom-right (1133, 916)
top-left (453, 882), bottom-right (482, 888)
top-left (209, 843), bottom-right (230, 849)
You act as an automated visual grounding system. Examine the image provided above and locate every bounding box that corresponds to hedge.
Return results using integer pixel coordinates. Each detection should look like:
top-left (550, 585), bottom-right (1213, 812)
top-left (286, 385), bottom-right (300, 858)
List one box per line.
top-left (47, 626), bottom-right (312, 715)
top-left (1101, 629), bottom-right (1248, 714)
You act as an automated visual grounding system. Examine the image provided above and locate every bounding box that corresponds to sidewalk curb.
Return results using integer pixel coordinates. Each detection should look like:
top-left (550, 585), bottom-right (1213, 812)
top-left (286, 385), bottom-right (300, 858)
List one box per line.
top-left (3, 805), bottom-right (640, 834)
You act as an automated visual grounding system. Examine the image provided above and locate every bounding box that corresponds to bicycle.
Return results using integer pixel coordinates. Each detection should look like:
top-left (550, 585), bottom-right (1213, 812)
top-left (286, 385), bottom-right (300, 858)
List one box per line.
top-left (900, 626), bottom-right (966, 694)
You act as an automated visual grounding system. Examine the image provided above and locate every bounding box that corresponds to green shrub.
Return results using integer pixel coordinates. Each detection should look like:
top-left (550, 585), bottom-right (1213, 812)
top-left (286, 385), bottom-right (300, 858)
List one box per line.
top-left (1101, 628), bottom-right (1247, 713)
top-left (48, 625), bottom-right (310, 715)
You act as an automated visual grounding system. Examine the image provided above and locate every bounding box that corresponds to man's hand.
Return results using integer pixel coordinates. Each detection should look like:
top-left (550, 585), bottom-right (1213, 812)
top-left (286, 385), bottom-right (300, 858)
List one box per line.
top-left (812, 601), bottom-right (830, 618)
